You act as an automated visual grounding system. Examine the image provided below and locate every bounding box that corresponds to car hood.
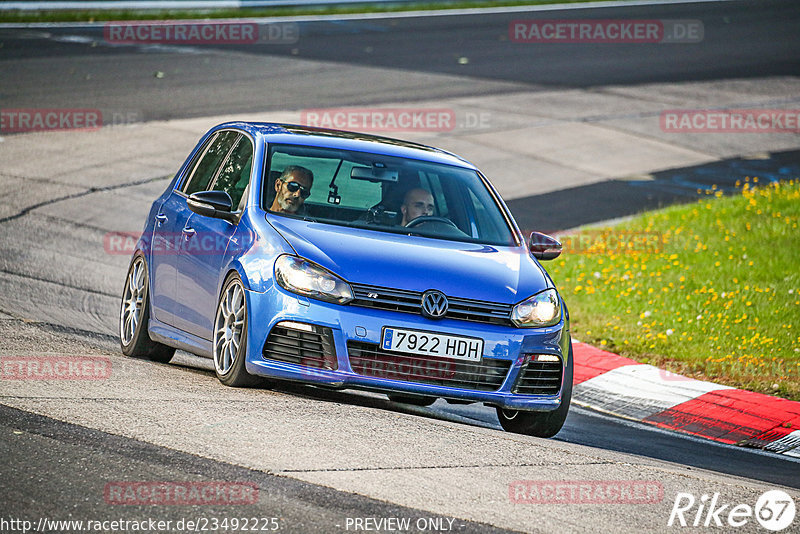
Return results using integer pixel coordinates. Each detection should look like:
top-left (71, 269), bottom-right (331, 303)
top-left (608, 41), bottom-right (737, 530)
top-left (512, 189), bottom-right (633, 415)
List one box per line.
top-left (267, 216), bottom-right (551, 304)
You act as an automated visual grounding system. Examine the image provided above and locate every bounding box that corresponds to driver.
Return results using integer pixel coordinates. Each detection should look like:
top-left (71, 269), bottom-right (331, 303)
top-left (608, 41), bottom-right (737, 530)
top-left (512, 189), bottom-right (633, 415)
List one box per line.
top-left (270, 165), bottom-right (313, 214)
top-left (400, 188), bottom-right (435, 226)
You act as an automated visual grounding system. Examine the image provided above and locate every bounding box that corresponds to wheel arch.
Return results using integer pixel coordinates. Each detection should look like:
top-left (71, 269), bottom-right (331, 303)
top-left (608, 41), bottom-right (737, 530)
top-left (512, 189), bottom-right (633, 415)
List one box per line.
top-left (223, 262), bottom-right (253, 293)
top-left (223, 255), bottom-right (275, 294)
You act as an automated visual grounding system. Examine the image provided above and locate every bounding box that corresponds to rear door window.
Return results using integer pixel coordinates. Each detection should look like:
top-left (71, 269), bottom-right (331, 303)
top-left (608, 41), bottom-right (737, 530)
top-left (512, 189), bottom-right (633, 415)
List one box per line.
top-left (209, 135), bottom-right (253, 210)
top-left (182, 131), bottom-right (240, 195)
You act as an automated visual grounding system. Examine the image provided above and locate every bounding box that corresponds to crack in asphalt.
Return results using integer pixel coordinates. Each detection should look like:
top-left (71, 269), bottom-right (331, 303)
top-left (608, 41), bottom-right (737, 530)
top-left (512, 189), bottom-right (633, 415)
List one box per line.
top-left (0, 175), bottom-right (173, 330)
top-left (0, 267), bottom-right (117, 298)
top-left (39, 212), bottom-right (128, 235)
top-left (0, 169), bottom-right (110, 189)
top-left (278, 461), bottom-right (615, 473)
top-left (0, 174), bottom-right (171, 224)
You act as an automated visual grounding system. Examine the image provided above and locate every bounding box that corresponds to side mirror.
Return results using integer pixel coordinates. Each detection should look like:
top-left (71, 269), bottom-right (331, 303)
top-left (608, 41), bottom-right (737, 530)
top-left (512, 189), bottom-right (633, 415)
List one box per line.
top-left (187, 190), bottom-right (236, 221)
top-left (529, 232), bottom-right (562, 260)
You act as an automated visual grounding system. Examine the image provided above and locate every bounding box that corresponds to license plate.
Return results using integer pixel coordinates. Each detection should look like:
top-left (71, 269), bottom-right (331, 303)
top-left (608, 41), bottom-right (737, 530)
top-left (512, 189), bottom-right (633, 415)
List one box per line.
top-left (381, 327), bottom-right (483, 362)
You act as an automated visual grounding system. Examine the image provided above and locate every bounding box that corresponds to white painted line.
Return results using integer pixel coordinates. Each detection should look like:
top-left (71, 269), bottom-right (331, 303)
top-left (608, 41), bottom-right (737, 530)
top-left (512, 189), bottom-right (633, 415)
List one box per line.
top-left (764, 430), bottom-right (800, 457)
top-left (574, 363), bottom-right (732, 421)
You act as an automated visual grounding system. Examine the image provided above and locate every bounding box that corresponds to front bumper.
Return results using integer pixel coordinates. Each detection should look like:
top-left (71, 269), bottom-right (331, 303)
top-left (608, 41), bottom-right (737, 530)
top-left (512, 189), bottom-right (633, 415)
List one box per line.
top-left (244, 286), bottom-right (570, 411)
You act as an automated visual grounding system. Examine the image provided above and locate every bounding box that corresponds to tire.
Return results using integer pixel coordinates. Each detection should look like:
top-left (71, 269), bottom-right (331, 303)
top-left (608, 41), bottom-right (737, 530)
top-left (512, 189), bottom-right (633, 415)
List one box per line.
top-left (213, 273), bottom-right (260, 387)
top-left (119, 255), bottom-right (175, 363)
top-left (496, 343), bottom-right (573, 438)
top-left (388, 394), bottom-right (437, 407)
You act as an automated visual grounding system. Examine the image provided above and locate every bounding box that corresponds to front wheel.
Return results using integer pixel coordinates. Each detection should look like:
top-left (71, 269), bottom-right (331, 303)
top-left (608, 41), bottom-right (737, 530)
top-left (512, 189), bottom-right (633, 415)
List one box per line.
top-left (496, 343), bottom-right (573, 438)
top-left (213, 274), bottom-right (260, 387)
top-left (119, 255), bottom-right (175, 363)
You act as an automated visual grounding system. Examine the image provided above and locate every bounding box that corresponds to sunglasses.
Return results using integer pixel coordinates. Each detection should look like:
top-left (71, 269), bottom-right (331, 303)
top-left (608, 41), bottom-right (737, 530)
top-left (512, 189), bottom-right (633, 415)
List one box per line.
top-left (283, 180), bottom-right (311, 198)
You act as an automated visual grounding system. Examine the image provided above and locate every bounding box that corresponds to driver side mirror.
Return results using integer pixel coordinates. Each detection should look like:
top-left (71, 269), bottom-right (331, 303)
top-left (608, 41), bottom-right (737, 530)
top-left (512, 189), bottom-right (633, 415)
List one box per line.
top-left (187, 190), bottom-right (236, 222)
top-left (529, 232), bottom-right (562, 260)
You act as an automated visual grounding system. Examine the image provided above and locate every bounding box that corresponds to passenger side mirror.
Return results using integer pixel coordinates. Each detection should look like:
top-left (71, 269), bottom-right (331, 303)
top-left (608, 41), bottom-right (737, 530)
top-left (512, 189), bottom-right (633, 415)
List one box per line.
top-left (529, 232), bottom-right (562, 260)
top-left (187, 190), bottom-right (236, 222)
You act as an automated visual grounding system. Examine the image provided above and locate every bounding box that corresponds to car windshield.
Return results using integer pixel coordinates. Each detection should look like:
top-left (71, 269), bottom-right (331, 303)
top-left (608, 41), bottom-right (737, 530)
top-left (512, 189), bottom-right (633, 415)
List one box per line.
top-left (264, 143), bottom-right (516, 246)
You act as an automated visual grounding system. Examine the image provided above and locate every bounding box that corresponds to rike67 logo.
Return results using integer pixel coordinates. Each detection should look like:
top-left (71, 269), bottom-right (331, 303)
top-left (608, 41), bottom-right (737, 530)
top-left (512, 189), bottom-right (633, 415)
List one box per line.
top-left (668, 490), bottom-right (796, 531)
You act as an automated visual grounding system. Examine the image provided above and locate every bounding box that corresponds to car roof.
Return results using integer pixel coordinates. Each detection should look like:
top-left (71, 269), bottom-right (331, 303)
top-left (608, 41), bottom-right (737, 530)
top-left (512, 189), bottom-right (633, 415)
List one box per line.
top-left (212, 121), bottom-right (477, 170)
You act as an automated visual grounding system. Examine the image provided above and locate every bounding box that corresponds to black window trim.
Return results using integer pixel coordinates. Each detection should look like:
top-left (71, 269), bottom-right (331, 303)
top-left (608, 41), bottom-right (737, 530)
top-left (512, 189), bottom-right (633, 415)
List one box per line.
top-left (206, 132), bottom-right (255, 212)
top-left (177, 129), bottom-right (242, 198)
top-left (172, 128), bottom-right (258, 224)
top-left (176, 132), bottom-right (217, 195)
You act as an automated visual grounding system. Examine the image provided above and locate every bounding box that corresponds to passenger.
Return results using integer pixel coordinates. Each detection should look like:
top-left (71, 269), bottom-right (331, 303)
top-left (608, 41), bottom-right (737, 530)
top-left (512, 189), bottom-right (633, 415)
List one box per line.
top-left (400, 188), bottom-right (435, 226)
top-left (270, 165), bottom-right (313, 214)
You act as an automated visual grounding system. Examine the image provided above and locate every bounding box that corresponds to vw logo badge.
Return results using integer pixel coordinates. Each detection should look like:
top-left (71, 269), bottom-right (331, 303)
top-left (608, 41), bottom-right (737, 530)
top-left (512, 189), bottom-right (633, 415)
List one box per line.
top-left (421, 290), bottom-right (448, 319)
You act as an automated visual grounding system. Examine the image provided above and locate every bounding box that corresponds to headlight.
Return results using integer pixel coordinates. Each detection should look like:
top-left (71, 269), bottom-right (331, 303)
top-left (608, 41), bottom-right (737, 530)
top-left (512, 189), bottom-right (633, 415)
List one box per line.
top-left (274, 255), bottom-right (354, 304)
top-left (511, 289), bottom-right (561, 328)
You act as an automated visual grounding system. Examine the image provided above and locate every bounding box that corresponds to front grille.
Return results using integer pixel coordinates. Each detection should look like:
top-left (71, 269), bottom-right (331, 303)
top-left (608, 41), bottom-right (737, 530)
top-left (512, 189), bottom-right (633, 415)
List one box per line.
top-left (512, 357), bottom-right (562, 395)
top-left (347, 341), bottom-right (510, 391)
top-left (351, 284), bottom-right (420, 314)
top-left (350, 283), bottom-right (513, 326)
top-left (263, 323), bottom-right (337, 370)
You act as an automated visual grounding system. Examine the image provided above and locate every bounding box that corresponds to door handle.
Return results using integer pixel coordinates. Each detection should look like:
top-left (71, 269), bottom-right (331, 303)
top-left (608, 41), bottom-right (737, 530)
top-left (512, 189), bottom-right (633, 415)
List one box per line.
top-left (155, 213), bottom-right (167, 225)
top-left (182, 226), bottom-right (196, 237)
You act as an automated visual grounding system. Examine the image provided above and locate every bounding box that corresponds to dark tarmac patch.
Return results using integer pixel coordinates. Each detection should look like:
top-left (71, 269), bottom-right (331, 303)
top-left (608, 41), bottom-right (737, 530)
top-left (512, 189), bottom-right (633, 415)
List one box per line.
top-left (508, 148), bottom-right (800, 233)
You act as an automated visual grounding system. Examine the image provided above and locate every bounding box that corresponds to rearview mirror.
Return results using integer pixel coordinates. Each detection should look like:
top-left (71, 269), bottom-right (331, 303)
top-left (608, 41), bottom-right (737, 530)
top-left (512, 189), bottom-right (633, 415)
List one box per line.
top-left (187, 190), bottom-right (236, 222)
top-left (529, 232), bottom-right (562, 260)
top-left (351, 166), bottom-right (399, 182)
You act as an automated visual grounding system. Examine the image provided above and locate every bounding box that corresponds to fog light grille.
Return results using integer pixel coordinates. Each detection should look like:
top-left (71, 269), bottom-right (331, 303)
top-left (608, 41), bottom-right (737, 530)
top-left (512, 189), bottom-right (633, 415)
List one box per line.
top-left (512, 355), bottom-right (562, 395)
top-left (262, 322), bottom-right (337, 370)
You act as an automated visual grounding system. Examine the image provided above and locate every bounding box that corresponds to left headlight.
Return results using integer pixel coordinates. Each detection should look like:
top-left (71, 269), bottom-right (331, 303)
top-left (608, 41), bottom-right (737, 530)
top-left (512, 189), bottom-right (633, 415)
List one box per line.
top-left (274, 255), bottom-right (354, 304)
top-left (511, 288), bottom-right (561, 328)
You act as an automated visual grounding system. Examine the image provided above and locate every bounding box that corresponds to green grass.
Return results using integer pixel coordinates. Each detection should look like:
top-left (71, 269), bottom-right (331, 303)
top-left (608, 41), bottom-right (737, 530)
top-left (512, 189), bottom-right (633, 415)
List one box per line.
top-left (1, 0), bottom-right (636, 23)
top-left (550, 179), bottom-right (800, 400)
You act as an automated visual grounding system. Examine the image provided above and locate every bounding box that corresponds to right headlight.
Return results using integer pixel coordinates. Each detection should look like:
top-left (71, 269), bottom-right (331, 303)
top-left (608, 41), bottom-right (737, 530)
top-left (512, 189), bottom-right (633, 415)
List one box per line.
top-left (274, 255), bottom-right (354, 304)
top-left (511, 289), bottom-right (561, 328)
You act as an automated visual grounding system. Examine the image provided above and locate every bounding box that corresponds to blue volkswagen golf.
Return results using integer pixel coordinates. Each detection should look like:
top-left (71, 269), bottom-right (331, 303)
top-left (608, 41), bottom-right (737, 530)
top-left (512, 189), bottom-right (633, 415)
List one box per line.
top-left (120, 122), bottom-right (572, 437)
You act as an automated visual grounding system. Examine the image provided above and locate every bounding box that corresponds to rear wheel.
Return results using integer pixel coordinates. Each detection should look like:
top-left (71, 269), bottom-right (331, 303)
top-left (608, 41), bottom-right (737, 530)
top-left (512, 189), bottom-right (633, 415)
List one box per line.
top-left (388, 394), bottom-right (437, 407)
top-left (213, 274), bottom-right (260, 387)
top-left (496, 343), bottom-right (573, 438)
top-left (119, 255), bottom-right (175, 363)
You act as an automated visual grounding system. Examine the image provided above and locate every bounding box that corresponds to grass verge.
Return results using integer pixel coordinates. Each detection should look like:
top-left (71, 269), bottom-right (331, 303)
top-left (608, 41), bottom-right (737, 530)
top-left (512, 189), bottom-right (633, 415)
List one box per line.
top-left (2, 0), bottom-right (636, 24)
top-left (551, 179), bottom-right (800, 400)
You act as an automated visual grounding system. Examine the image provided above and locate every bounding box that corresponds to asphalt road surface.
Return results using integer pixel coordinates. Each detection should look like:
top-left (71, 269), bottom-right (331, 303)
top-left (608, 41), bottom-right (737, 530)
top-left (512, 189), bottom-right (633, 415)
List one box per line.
top-left (1, 0), bottom-right (798, 120)
top-left (1, 1), bottom-right (799, 532)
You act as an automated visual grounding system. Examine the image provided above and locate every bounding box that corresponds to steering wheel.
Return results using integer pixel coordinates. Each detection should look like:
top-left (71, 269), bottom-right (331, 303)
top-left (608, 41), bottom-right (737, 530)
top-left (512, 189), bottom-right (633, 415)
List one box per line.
top-left (404, 216), bottom-right (458, 229)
